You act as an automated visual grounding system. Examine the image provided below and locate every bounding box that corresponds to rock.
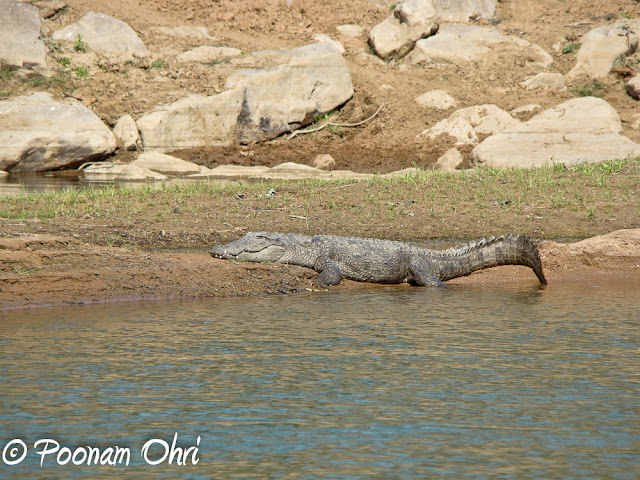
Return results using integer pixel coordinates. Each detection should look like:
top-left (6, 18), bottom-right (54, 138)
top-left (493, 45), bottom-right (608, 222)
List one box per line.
top-left (407, 23), bottom-right (553, 69)
top-left (113, 114), bottom-right (140, 151)
top-left (336, 24), bottom-right (364, 37)
top-left (312, 154), bottom-right (336, 170)
top-left (311, 34), bottom-right (345, 54)
top-left (368, 0), bottom-right (439, 61)
top-left (520, 72), bottom-right (565, 90)
top-left (81, 163), bottom-right (168, 181)
top-left (0, 170), bottom-right (8, 177)
top-left (0, 0), bottom-right (49, 76)
top-left (430, 0), bottom-right (497, 22)
top-left (511, 97), bottom-right (621, 134)
top-left (137, 42), bottom-right (353, 150)
top-left (418, 104), bottom-right (519, 144)
top-left (627, 74), bottom-right (640, 100)
top-left (566, 21), bottom-right (640, 80)
top-left (52, 11), bottom-right (151, 62)
top-left (470, 97), bottom-right (640, 168)
top-left (384, 167), bottom-right (422, 177)
top-left (130, 152), bottom-right (202, 176)
top-left (177, 46), bottom-right (243, 63)
top-left (201, 163), bottom-right (371, 181)
top-left (0, 93), bottom-right (116, 172)
top-left (419, 115), bottom-right (478, 145)
top-left (415, 89), bottom-right (456, 109)
top-left (203, 165), bottom-right (272, 179)
top-left (631, 114), bottom-right (640, 130)
top-left (436, 148), bottom-right (463, 171)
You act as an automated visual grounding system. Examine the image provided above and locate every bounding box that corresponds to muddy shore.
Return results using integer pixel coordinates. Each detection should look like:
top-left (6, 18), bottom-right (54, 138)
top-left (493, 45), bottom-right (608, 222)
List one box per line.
top-left (1, 228), bottom-right (638, 310)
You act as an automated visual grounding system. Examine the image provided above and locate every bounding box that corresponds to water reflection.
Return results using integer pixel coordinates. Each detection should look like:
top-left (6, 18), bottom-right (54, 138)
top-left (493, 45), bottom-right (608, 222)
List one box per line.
top-left (0, 283), bottom-right (639, 479)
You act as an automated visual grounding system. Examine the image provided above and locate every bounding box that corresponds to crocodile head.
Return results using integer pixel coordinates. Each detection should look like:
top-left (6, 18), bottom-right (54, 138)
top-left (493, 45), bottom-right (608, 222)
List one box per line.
top-left (209, 232), bottom-right (288, 263)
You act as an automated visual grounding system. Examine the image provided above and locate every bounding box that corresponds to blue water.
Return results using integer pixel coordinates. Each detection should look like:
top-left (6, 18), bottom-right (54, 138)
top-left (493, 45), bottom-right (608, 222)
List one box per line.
top-left (1, 282), bottom-right (639, 479)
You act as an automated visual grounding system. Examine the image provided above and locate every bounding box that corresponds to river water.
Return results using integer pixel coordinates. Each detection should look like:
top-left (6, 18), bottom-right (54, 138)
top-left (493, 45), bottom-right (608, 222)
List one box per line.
top-left (1, 283), bottom-right (639, 479)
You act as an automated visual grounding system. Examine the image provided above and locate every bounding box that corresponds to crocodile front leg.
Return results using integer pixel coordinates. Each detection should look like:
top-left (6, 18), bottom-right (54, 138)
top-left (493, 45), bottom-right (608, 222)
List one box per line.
top-left (311, 259), bottom-right (343, 288)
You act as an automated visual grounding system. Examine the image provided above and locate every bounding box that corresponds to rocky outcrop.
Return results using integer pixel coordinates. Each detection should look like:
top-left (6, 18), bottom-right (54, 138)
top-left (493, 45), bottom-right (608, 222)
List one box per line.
top-left (368, 0), bottom-right (439, 61)
top-left (418, 104), bottom-right (520, 145)
top-left (52, 11), bottom-right (151, 62)
top-left (0, 93), bottom-right (116, 172)
top-left (80, 163), bottom-right (168, 181)
top-left (137, 42), bottom-right (354, 150)
top-left (470, 97), bottom-right (640, 168)
top-left (566, 21), bottom-right (639, 80)
top-left (407, 23), bottom-right (553, 69)
top-left (0, 0), bottom-right (49, 76)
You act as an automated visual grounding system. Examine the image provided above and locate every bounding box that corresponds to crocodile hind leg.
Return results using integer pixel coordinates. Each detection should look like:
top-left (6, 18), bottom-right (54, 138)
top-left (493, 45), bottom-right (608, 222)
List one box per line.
top-left (408, 257), bottom-right (446, 287)
top-left (311, 259), bottom-right (343, 288)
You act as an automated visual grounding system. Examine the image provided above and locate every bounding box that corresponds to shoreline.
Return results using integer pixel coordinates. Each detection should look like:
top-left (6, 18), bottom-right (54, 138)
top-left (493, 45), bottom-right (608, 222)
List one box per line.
top-left (1, 230), bottom-right (638, 310)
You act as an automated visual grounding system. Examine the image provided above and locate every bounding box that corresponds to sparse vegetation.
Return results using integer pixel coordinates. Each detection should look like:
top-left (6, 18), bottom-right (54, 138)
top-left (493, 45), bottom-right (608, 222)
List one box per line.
top-left (561, 43), bottom-right (580, 54)
top-left (74, 66), bottom-right (89, 78)
top-left (570, 79), bottom-right (605, 97)
top-left (73, 34), bottom-right (87, 53)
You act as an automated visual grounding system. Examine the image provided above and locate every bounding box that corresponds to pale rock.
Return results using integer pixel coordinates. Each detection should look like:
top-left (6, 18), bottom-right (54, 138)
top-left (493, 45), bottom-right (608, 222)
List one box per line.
top-left (520, 72), bottom-right (565, 90)
top-left (415, 89), bottom-right (456, 109)
top-left (178, 46), bottom-right (242, 63)
top-left (384, 167), bottom-right (423, 177)
top-left (567, 21), bottom-right (640, 80)
top-left (368, 1), bottom-right (439, 61)
top-left (130, 152), bottom-right (202, 176)
top-left (0, 170), bottom-right (8, 177)
top-left (436, 148), bottom-right (463, 171)
top-left (419, 116), bottom-right (478, 144)
top-left (0, 93), bottom-right (116, 172)
top-left (471, 133), bottom-right (640, 169)
top-left (0, 0), bottom-right (49, 76)
top-left (137, 42), bottom-right (353, 150)
top-left (81, 163), bottom-right (168, 181)
top-left (418, 104), bottom-right (519, 144)
top-left (511, 97), bottom-right (621, 134)
top-left (631, 114), bottom-right (640, 130)
top-left (470, 97), bottom-right (640, 168)
top-left (407, 23), bottom-right (553, 69)
top-left (52, 12), bottom-right (151, 62)
top-left (312, 154), bottom-right (336, 170)
top-left (336, 24), bottom-right (364, 37)
top-left (627, 74), bottom-right (640, 100)
top-left (204, 165), bottom-right (272, 178)
top-left (311, 35), bottom-right (345, 54)
top-left (113, 114), bottom-right (140, 151)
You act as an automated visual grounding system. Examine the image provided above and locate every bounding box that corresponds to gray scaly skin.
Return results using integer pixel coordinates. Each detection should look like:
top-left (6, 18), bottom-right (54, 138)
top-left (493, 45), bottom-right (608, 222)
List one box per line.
top-left (209, 232), bottom-right (547, 288)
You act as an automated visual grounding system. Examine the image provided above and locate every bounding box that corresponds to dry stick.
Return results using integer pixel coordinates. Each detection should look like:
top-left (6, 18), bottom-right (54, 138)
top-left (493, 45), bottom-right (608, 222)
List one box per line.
top-left (289, 103), bottom-right (385, 139)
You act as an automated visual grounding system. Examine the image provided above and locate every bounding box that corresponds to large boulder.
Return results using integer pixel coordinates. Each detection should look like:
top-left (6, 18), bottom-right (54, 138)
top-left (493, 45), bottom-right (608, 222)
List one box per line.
top-left (368, 0), bottom-right (439, 61)
top-left (407, 23), bottom-right (553, 69)
top-left (137, 42), bottom-right (354, 150)
top-left (567, 21), bottom-right (640, 80)
top-left (0, 93), bottom-right (116, 172)
top-left (470, 97), bottom-right (640, 168)
top-left (52, 11), bottom-right (151, 62)
top-left (0, 0), bottom-right (49, 76)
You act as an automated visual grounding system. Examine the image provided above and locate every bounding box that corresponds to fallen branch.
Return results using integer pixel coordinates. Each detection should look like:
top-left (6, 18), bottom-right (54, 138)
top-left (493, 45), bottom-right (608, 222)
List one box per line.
top-left (289, 103), bottom-right (384, 139)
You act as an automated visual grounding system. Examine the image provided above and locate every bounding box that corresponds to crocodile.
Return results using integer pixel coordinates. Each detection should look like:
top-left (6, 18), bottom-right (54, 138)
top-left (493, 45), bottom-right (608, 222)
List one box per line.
top-left (209, 232), bottom-right (547, 288)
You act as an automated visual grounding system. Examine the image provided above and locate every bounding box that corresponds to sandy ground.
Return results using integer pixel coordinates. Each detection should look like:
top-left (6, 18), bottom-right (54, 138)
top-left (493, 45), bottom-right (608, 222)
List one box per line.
top-left (1, 230), bottom-right (638, 310)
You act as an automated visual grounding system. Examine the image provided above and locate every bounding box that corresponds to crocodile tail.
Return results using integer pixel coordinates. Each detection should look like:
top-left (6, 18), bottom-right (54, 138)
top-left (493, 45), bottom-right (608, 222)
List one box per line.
top-left (434, 234), bottom-right (547, 284)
